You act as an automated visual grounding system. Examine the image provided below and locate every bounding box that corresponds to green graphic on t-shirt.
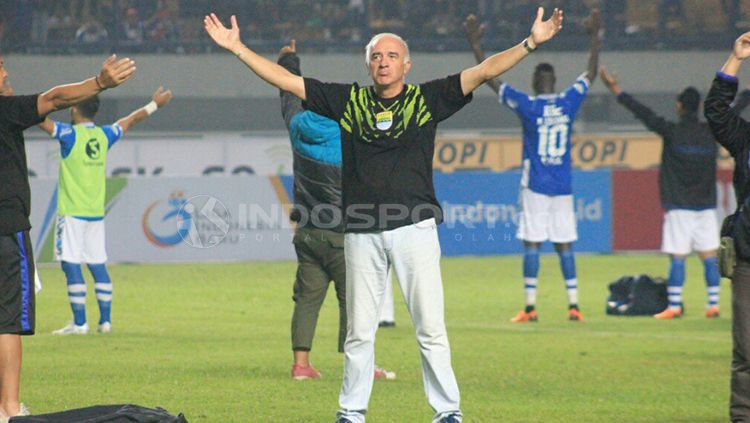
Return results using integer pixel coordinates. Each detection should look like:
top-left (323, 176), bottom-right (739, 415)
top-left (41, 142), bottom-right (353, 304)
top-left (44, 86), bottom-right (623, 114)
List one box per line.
top-left (341, 84), bottom-right (432, 142)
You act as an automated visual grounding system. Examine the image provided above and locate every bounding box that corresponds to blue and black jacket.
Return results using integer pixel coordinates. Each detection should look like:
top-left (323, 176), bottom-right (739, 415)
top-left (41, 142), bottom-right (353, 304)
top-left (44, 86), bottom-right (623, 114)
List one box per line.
top-left (617, 92), bottom-right (717, 211)
top-left (278, 52), bottom-right (344, 232)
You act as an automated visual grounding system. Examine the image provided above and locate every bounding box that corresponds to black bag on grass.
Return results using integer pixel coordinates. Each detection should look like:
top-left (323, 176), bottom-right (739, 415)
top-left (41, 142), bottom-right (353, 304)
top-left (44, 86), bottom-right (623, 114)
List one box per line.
top-left (10, 404), bottom-right (187, 423)
top-left (606, 275), bottom-right (668, 316)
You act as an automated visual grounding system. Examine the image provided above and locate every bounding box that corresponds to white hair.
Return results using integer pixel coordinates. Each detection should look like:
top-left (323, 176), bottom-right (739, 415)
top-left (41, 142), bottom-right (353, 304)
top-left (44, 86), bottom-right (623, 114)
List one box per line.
top-left (364, 33), bottom-right (411, 66)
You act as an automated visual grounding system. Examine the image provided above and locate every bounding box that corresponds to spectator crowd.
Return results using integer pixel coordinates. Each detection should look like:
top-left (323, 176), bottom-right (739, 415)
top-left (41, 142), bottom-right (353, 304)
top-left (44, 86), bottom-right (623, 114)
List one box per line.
top-left (0, 0), bottom-right (746, 54)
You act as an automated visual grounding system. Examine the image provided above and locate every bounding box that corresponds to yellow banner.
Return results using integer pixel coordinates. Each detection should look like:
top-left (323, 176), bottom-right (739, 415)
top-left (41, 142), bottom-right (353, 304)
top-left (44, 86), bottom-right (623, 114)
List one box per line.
top-left (434, 133), bottom-right (734, 172)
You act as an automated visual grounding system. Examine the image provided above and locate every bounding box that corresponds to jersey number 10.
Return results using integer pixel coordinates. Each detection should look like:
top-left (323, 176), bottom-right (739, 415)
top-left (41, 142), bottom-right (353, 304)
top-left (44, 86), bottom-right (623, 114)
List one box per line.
top-left (537, 123), bottom-right (569, 163)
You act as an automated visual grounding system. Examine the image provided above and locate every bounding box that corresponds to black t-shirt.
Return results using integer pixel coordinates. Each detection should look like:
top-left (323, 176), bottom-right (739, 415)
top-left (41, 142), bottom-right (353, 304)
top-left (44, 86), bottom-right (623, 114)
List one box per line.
top-left (0, 94), bottom-right (43, 235)
top-left (304, 73), bottom-right (472, 232)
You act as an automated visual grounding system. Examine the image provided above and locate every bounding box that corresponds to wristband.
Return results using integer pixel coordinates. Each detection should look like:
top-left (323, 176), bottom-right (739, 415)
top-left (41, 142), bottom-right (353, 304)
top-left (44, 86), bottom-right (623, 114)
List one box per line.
top-left (95, 76), bottom-right (106, 90)
top-left (523, 38), bottom-right (537, 53)
top-left (144, 101), bottom-right (158, 116)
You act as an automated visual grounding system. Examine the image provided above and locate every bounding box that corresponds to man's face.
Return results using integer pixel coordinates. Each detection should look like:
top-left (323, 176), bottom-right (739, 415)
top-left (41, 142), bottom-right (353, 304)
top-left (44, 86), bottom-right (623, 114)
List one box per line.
top-left (368, 36), bottom-right (411, 89)
top-left (0, 57), bottom-right (8, 94)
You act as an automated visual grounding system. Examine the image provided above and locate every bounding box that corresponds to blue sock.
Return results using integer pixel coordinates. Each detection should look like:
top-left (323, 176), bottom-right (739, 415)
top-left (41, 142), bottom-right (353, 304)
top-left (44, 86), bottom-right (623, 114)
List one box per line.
top-left (558, 249), bottom-right (577, 280)
top-left (61, 261), bottom-right (86, 326)
top-left (667, 257), bottom-right (686, 309)
top-left (88, 263), bottom-right (112, 324)
top-left (523, 246), bottom-right (539, 308)
top-left (558, 249), bottom-right (578, 306)
top-left (523, 246), bottom-right (540, 279)
top-left (703, 256), bottom-right (720, 307)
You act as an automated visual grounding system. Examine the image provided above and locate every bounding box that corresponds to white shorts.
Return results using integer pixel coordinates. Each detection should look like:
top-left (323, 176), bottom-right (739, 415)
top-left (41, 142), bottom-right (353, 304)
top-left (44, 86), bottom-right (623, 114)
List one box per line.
top-left (516, 188), bottom-right (577, 243)
top-left (54, 215), bottom-right (108, 264)
top-left (661, 209), bottom-right (720, 255)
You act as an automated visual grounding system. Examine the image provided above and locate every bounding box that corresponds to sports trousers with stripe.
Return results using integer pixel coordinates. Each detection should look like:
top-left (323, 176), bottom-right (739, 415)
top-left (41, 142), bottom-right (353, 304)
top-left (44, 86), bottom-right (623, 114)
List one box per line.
top-left (338, 218), bottom-right (461, 420)
top-left (0, 231), bottom-right (35, 335)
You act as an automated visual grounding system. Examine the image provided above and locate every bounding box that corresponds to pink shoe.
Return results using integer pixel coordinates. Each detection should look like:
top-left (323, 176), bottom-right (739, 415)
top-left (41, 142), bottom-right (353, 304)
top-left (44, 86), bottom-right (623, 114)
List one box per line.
top-left (374, 366), bottom-right (396, 380)
top-left (291, 364), bottom-right (321, 380)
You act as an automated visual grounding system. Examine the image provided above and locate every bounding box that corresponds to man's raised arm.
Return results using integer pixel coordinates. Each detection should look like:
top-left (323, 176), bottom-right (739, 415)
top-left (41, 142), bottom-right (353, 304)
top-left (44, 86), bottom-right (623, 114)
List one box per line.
top-left (585, 9), bottom-right (601, 83)
top-left (600, 67), bottom-right (672, 137)
top-left (204, 14), bottom-right (306, 101)
top-left (277, 40), bottom-right (305, 129)
top-left (463, 14), bottom-right (501, 94)
top-left (37, 55), bottom-right (136, 117)
top-left (705, 32), bottom-right (750, 156)
top-left (116, 86), bottom-right (173, 134)
top-left (460, 7), bottom-right (563, 96)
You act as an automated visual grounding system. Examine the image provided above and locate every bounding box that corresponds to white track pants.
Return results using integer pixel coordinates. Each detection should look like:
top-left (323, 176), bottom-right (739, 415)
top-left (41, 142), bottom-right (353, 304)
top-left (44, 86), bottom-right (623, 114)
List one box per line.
top-left (378, 270), bottom-right (395, 323)
top-left (338, 218), bottom-right (460, 419)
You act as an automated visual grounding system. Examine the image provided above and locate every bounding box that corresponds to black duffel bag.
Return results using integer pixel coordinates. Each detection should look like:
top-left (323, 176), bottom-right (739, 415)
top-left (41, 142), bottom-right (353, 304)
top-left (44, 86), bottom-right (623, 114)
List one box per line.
top-left (606, 274), bottom-right (668, 316)
top-left (11, 404), bottom-right (187, 423)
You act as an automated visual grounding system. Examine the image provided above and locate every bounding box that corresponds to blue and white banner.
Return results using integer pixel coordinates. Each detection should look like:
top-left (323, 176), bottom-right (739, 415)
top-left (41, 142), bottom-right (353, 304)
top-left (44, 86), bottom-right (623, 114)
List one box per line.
top-left (435, 170), bottom-right (611, 256)
top-left (31, 171), bottom-right (611, 263)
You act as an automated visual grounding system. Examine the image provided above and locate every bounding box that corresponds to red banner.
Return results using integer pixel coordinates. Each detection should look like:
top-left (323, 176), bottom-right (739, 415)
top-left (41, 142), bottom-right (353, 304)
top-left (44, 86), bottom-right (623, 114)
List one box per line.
top-left (612, 169), bottom-right (735, 251)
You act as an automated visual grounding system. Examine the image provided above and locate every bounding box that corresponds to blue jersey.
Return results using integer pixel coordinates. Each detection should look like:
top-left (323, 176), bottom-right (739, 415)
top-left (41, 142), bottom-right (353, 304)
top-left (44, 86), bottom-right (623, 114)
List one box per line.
top-left (499, 75), bottom-right (589, 195)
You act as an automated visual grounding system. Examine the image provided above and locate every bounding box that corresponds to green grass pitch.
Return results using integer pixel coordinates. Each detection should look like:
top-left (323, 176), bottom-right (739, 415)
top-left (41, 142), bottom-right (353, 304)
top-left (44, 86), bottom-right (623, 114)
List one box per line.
top-left (27, 255), bottom-right (730, 422)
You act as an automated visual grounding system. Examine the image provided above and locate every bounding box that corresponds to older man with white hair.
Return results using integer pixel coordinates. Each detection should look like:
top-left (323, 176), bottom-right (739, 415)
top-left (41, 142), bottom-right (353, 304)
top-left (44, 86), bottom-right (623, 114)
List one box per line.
top-left (204, 7), bottom-right (564, 423)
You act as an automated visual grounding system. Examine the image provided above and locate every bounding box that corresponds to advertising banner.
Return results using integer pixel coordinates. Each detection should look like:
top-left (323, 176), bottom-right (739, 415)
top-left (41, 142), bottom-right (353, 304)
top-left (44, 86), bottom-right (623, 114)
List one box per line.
top-left (31, 176), bottom-right (296, 263)
top-left (29, 169), bottom-right (731, 261)
top-left (434, 170), bottom-right (612, 256)
top-left (25, 132), bottom-right (736, 179)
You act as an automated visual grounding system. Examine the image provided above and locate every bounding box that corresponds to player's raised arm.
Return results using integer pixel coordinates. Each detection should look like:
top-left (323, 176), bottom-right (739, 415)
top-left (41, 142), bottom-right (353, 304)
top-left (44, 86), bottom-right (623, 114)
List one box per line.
top-left (204, 13), bottom-right (306, 100)
top-left (37, 117), bottom-right (55, 135)
top-left (115, 86), bottom-right (173, 134)
top-left (37, 54), bottom-right (136, 117)
top-left (599, 67), bottom-right (621, 96)
top-left (460, 7), bottom-right (563, 96)
top-left (584, 8), bottom-right (601, 83)
top-left (601, 66), bottom-right (671, 136)
top-left (277, 40), bottom-right (306, 129)
top-left (463, 14), bottom-right (501, 94)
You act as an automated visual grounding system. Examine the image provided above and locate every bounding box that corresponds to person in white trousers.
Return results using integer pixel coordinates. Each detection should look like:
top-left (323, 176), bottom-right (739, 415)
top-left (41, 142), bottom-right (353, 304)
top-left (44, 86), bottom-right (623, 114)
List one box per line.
top-left (203, 7), bottom-right (564, 423)
top-left (378, 271), bottom-right (396, 327)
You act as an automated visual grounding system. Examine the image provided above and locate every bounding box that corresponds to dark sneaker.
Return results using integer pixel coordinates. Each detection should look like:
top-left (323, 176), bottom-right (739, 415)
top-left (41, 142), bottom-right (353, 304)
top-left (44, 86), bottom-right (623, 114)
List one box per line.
top-left (436, 412), bottom-right (462, 423)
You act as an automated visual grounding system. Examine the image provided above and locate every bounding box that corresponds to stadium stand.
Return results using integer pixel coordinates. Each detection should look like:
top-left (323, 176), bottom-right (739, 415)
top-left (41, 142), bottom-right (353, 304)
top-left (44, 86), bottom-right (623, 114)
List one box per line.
top-left (0, 0), bottom-right (749, 54)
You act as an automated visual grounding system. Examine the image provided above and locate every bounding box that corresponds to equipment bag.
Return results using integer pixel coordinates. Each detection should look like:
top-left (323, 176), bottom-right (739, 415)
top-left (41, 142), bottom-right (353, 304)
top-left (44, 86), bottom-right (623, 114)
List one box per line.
top-left (11, 404), bottom-right (188, 423)
top-left (606, 275), bottom-right (668, 316)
